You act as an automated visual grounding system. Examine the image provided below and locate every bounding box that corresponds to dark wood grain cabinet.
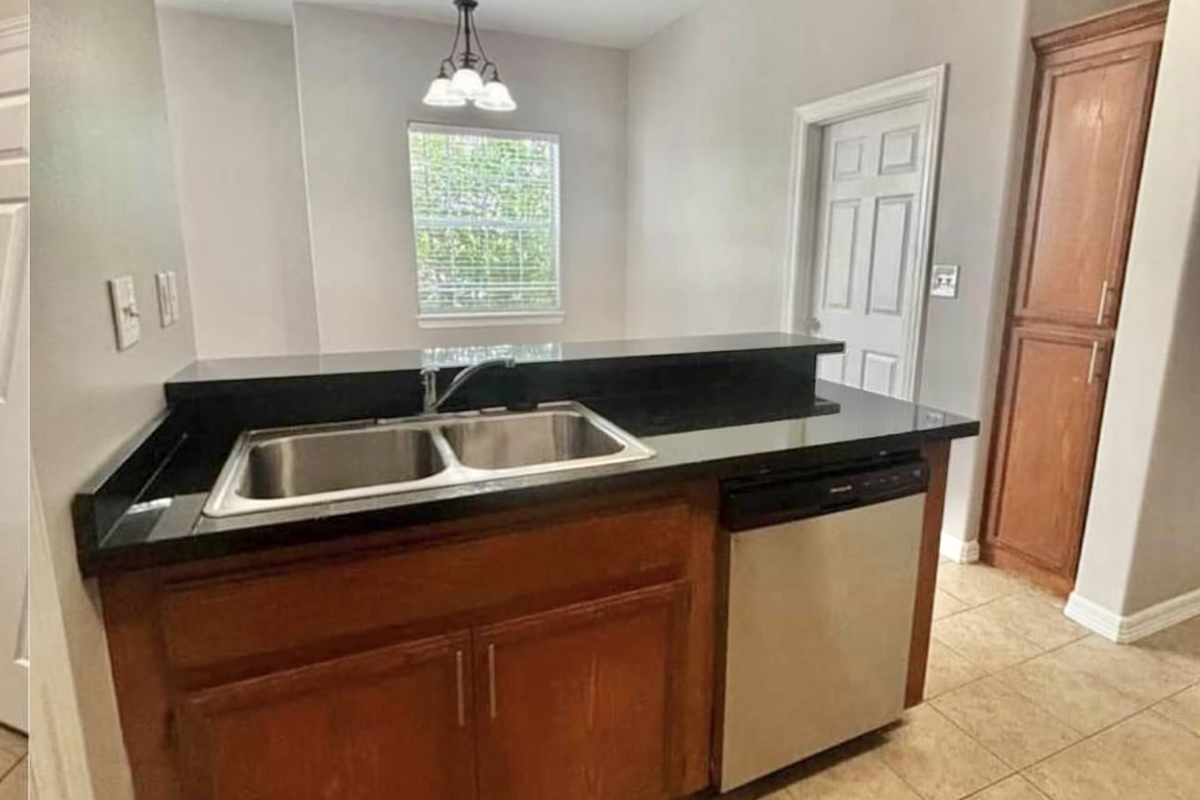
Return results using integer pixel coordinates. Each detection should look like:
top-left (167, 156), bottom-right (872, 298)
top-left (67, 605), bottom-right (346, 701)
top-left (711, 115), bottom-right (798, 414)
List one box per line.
top-left (983, 2), bottom-right (1165, 592)
top-left (475, 582), bottom-right (690, 800)
top-left (177, 632), bottom-right (476, 800)
top-left (102, 487), bottom-right (716, 800)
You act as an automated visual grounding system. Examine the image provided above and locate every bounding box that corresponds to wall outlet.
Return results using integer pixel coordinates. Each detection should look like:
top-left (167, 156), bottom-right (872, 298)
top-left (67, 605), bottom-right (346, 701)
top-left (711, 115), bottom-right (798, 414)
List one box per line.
top-left (155, 272), bottom-right (174, 327)
top-left (108, 276), bottom-right (141, 350)
top-left (930, 264), bottom-right (960, 299)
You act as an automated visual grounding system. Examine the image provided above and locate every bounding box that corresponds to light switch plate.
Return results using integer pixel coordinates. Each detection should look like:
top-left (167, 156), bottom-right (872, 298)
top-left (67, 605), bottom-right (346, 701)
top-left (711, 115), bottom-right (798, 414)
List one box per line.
top-left (165, 270), bottom-right (181, 323)
top-left (155, 272), bottom-right (174, 327)
top-left (930, 264), bottom-right (960, 299)
top-left (108, 276), bottom-right (141, 350)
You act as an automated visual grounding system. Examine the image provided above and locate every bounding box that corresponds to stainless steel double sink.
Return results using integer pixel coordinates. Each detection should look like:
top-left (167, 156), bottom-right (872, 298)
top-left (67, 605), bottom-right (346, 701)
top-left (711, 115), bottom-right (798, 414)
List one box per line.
top-left (203, 403), bottom-right (656, 517)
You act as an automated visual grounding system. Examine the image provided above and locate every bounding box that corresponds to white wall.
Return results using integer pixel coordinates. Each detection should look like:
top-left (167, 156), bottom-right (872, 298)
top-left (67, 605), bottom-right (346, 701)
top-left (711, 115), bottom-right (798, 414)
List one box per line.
top-left (157, 9), bottom-right (319, 358)
top-left (293, 3), bottom-right (629, 352)
top-left (626, 0), bottom-right (1036, 547)
top-left (1075, 0), bottom-right (1200, 619)
top-left (31, 0), bottom-right (197, 795)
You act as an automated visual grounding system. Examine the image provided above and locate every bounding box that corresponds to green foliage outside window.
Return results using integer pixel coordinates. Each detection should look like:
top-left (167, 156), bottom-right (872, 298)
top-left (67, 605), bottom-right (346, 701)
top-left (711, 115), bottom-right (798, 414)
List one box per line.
top-left (409, 127), bottom-right (561, 314)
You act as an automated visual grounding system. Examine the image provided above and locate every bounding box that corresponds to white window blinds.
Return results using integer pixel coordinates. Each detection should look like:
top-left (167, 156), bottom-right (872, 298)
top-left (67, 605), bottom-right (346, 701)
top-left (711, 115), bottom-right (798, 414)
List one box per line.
top-left (408, 124), bottom-right (561, 317)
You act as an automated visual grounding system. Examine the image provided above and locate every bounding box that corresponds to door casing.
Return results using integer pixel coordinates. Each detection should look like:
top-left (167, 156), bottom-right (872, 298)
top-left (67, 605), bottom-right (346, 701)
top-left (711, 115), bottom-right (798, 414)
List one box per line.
top-left (782, 64), bottom-right (948, 401)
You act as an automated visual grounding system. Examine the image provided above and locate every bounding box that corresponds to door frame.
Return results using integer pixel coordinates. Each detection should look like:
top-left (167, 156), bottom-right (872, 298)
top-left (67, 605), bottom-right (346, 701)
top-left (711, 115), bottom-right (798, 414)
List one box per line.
top-left (781, 64), bottom-right (948, 401)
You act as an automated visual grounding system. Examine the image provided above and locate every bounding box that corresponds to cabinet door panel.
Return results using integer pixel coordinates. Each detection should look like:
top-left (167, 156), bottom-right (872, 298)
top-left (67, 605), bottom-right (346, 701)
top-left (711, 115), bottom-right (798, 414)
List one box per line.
top-left (1017, 42), bottom-right (1159, 325)
top-left (988, 327), bottom-right (1109, 574)
top-left (176, 632), bottom-right (475, 800)
top-left (475, 582), bottom-right (689, 800)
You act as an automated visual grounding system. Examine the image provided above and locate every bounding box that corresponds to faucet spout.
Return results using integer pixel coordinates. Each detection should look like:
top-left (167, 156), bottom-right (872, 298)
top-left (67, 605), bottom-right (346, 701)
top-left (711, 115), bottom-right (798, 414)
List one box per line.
top-left (421, 357), bottom-right (517, 414)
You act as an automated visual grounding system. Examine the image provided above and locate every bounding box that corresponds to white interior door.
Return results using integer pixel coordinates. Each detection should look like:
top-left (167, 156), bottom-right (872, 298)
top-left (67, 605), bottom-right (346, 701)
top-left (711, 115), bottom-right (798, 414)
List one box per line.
top-left (0, 17), bottom-right (29, 733)
top-left (808, 101), bottom-right (929, 398)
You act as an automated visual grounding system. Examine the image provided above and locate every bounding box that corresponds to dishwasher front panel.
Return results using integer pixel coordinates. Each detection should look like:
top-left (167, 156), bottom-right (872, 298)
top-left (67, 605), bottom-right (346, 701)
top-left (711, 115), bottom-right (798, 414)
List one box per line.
top-left (719, 493), bottom-right (925, 792)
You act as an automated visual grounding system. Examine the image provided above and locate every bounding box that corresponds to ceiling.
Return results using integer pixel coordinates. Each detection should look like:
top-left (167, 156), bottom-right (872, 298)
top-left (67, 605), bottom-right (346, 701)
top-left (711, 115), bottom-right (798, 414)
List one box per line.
top-left (157, 0), bottom-right (709, 48)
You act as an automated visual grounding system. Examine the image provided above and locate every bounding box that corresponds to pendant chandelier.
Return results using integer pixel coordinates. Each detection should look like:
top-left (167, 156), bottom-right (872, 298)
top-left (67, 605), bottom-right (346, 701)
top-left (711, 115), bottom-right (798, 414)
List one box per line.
top-left (423, 0), bottom-right (517, 112)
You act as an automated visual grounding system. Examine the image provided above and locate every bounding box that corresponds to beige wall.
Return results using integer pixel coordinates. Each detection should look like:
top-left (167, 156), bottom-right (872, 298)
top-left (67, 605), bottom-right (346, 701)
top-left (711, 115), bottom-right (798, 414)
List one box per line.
top-left (157, 9), bottom-right (319, 359)
top-left (0, 0), bottom-right (26, 20)
top-left (293, 3), bottom-right (629, 353)
top-left (1076, 0), bottom-right (1200, 618)
top-left (625, 0), bottom-right (1033, 546)
top-left (1028, 0), bottom-right (1142, 32)
top-left (31, 0), bottom-right (197, 795)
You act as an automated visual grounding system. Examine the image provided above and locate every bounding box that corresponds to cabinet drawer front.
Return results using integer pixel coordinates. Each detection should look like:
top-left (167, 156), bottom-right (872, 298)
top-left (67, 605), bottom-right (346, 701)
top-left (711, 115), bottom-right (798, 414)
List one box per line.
top-left (474, 581), bottom-right (690, 800)
top-left (177, 631), bottom-right (475, 800)
top-left (161, 500), bottom-right (692, 670)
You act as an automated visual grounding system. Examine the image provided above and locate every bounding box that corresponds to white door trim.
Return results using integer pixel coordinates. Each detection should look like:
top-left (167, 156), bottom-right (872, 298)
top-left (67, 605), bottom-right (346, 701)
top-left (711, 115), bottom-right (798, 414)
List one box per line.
top-left (782, 64), bottom-right (948, 400)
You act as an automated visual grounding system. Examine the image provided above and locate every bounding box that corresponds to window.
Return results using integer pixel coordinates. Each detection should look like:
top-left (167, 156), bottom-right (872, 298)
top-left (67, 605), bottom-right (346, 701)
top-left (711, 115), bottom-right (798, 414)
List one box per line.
top-left (408, 123), bottom-right (561, 323)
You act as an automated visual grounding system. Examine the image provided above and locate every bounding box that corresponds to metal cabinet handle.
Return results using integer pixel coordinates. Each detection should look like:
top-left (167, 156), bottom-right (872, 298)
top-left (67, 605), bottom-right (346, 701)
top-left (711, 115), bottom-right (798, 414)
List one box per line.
top-left (1096, 279), bottom-right (1110, 325)
top-left (1088, 342), bottom-right (1100, 385)
top-left (455, 649), bottom-right (466, 727)
top-left (487, 644), bottom-right (497, 719)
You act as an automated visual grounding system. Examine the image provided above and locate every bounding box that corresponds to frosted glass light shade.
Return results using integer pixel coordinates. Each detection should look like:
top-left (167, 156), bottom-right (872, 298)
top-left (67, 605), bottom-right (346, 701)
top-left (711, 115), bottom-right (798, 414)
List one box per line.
top-left (476, 80), bottom-right (517, 112)
top-left (450, 67), bottom-right (485, 99)
top-left (423, 77), bottom-right (467, 107)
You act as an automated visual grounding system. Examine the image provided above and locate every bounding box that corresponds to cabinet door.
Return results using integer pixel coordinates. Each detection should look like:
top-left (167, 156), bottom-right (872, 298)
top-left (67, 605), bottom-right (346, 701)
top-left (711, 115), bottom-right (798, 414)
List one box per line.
top-left (475, 582), bottom-right (690, 800)
top-left (1014, 38), bottom-right (1159, 327)
top-left (176, 632), bottom-right (475, 800)
top-left (986, 326), bottom-right (1110, 577)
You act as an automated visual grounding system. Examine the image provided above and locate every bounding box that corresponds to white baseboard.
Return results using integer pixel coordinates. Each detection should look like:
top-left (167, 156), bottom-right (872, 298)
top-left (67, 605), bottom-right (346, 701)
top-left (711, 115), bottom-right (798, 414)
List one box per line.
top-left (939, 535), bottom-right (980, 563)
top-left (1065, 585), bottom-right (1200, 644)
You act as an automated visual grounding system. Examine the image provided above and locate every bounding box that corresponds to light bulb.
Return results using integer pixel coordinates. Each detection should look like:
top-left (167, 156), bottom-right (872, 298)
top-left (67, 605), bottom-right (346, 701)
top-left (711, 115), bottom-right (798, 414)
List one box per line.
top-left (423, 76), bottom-right (467, 107)
top-left (449, 67), bottom-right (485, 100)
top-left (475, 80), bottom-right (517, 112)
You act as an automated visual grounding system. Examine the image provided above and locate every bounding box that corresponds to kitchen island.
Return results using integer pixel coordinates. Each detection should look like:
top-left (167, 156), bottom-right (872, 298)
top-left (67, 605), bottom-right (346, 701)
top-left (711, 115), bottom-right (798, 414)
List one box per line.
top-left (77, 333), bottom-right (977, 800)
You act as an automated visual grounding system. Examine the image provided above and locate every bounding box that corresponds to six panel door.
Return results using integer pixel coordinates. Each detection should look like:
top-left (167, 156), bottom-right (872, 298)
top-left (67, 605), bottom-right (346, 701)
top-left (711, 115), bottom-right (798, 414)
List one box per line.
top-left (811, 100), bottom-right (928, 399)
top-left (988, 327), bottom-right (1110, 575)
top-left (176, 632), bottom-right (476, 800)
top-left (474, 582), bottom-right (690, 800)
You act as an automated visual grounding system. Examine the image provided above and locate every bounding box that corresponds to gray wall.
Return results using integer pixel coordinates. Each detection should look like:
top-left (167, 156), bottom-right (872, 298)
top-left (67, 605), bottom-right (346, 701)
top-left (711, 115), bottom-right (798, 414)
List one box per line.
top-left (625, 0), bottom-right (1033, 545)
top-left (32, 0), bottom-right (196, 794)
top-left (157, 9), bottom-right (319, 359)
top-left (1076, 0), bottom-right (1200, 617)
top-left (293, 3), bottom-right (629, 352)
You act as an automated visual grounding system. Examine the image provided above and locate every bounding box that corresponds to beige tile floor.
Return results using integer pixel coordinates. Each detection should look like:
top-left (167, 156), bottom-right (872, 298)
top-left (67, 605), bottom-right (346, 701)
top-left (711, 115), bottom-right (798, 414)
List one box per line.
top-left (0, 726), bottom-right (25, 799)
top-left (727, 561), bottom-right (1200, 800)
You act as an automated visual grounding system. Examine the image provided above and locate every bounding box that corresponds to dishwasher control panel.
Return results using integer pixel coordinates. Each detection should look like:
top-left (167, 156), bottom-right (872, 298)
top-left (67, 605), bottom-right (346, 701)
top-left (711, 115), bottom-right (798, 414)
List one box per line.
top-left (721, 457), bottom-right (929, 532)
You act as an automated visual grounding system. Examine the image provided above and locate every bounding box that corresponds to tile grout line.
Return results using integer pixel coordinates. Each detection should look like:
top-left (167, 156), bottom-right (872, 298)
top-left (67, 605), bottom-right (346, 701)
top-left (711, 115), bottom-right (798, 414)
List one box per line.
top-left (1017, 710), bottom-right (1199, 800)
top-left (0, 754), bottom-right (22, 786)
top-left (905, 703), bottom-right (1017, 800)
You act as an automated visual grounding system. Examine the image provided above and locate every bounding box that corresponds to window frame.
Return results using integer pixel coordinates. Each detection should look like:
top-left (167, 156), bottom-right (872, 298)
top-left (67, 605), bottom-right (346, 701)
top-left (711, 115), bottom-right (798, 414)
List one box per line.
top-left (407, 122), bottom-right (564, 328)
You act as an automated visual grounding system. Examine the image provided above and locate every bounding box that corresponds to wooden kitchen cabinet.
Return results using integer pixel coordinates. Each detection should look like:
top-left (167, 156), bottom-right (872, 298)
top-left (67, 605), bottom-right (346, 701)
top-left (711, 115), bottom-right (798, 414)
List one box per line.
top-left (983, 2), bottom-right (1165, 592)
top-left (475, 582), bottom-right (690, 800)
top-left (176, 632), bottom-right (476, 800)
top-left (985, 327), bottom-right (1110, 582)
top-left (102, 486), bottom-right (716, 800)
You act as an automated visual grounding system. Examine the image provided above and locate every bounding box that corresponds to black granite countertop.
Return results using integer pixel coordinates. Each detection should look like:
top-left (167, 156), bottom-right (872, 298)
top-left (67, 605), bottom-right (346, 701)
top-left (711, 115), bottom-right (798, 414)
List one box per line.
top-left (75, 379), bottom-right (977, 576)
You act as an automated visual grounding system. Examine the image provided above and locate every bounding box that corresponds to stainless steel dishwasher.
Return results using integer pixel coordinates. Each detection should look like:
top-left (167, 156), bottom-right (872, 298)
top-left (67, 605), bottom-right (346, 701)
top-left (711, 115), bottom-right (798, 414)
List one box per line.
top-left (718, 455), bottom-right (929, 792)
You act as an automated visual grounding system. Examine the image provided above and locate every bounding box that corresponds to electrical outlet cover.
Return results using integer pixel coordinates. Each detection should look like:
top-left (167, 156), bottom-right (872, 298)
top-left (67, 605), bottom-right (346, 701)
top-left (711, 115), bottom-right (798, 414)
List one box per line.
top-left (108, 276), bottom-right (141, 350)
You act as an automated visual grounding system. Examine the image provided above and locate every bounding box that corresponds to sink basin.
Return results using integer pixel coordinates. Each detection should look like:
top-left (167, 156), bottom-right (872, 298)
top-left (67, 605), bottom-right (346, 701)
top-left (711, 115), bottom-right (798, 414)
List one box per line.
top-left (239, 426), bottom-right (444, 499)
top-left (203, 403), bottom-right (655, 518)
top-left (441, 410), bottom-right (623, 470)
